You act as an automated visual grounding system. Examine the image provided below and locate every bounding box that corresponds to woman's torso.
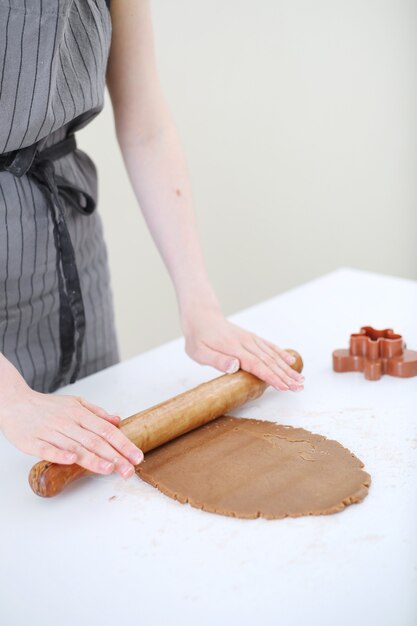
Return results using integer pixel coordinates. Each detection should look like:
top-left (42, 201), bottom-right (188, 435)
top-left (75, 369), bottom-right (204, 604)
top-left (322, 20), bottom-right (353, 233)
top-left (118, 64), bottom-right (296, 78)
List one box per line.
top-left (0, 0), bottom-right (119, 392)
top-left (0, 0), bottom-right (112, 155)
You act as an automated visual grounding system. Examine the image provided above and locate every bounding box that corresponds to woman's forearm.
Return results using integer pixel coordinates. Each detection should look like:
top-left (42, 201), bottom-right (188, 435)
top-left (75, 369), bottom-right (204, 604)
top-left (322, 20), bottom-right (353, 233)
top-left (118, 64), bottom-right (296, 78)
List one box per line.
top-left (106, 0), bottom-right (219, 319)
top-left (116, 106), bottom-right (221, 319)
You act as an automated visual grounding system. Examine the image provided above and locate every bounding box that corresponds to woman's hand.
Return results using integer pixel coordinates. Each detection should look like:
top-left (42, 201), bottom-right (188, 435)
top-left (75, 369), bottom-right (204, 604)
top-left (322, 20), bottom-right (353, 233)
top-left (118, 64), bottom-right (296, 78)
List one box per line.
top-left (180, 306), bottom-right (305, 392)
top-left (0, 355), bottom-right (143, 478)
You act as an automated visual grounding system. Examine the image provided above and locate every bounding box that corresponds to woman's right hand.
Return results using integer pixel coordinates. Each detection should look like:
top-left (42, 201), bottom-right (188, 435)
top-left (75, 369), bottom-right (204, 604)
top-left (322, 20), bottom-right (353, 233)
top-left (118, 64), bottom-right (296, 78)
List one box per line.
top-left (0, 355), bottom-right (143, 478)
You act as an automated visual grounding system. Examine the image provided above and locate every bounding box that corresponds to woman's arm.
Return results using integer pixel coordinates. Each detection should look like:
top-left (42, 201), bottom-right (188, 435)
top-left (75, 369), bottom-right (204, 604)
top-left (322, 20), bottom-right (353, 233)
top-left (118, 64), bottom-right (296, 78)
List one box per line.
top-left (106, 0), bottom-right (304, 392)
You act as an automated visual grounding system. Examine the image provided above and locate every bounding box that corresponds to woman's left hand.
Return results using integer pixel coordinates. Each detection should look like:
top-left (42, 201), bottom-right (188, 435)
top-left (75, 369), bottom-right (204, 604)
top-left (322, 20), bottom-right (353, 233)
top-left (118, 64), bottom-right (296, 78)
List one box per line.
top-left (180, 307), bottom-right (304, 392)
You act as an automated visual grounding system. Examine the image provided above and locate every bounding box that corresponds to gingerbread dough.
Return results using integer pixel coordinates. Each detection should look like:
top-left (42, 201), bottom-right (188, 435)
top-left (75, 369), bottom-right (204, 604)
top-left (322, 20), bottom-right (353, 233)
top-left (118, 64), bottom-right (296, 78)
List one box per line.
top-left (136, 415), bottom-right (370, 519)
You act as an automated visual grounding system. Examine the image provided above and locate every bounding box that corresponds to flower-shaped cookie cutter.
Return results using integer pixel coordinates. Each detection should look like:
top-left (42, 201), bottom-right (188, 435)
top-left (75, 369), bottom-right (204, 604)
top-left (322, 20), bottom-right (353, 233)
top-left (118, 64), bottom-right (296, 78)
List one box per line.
top-left (332, 326), bottom-right (417, 381)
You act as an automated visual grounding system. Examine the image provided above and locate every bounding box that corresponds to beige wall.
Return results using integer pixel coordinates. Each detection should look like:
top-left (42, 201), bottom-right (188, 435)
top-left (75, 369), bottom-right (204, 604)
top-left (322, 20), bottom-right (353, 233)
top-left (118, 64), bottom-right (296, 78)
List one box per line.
top-left (78, 0), bottom-right (417, 360)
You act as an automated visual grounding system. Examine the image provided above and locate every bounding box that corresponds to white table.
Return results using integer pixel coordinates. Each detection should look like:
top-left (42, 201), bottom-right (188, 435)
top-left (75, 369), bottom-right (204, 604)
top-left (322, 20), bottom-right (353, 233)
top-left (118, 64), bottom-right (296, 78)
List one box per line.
top-left (1, 268), bottom-right (416, 626)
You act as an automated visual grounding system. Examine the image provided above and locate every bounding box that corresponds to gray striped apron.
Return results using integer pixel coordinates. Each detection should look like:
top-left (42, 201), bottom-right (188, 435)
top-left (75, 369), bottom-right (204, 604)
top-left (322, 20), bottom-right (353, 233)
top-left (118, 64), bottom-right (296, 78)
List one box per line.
top-left (0, 0), bottom-right (119, 393)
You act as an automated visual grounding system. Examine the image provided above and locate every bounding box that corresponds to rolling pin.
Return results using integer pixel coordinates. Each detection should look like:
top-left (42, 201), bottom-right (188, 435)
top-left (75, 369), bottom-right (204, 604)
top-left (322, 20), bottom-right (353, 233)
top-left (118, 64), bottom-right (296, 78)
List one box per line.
top-left (29, 350), bottom-right (303, 497)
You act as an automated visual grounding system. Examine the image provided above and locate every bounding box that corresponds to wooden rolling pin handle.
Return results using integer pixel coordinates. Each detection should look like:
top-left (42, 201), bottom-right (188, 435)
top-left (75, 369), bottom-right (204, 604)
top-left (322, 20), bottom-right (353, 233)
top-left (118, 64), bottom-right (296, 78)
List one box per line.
top-left (28, 350), bottom-right (303, 497)
top-left (29, 462), bottom-right (92, 498)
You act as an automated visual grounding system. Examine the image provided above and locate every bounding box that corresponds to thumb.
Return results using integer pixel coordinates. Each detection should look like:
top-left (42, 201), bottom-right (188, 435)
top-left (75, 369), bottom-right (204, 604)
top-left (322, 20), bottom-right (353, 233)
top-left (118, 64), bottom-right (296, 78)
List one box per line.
top-left (223, 357), bottom-right (240, 374)
top-left (203, 347), bottom-right (240, 374)
top-left (191, 343), bottom-right (240, 374)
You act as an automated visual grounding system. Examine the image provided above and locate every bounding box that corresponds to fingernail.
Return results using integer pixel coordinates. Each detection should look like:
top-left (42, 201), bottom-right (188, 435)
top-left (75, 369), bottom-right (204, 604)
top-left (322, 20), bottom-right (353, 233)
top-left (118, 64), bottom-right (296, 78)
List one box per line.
top-left (132, 450), bottom-right (143, 465)
top-left (122, 466), bottom-right (134, 479)
top-left (226, 360), bottom-right (239, 374)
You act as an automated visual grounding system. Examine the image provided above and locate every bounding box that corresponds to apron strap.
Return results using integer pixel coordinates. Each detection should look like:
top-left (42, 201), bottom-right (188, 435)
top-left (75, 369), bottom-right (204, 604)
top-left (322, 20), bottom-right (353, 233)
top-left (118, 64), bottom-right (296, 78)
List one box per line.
top-left (0, 134), bottom-right (96, 390)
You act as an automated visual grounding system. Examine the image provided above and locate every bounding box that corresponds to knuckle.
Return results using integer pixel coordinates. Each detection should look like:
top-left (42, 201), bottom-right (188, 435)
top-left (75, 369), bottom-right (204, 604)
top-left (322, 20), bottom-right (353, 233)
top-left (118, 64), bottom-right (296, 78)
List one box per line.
top-left (53, 449), bottom-right (67, 462)
top-left (275, 376), bottom-right (288, 389)
top-left (53, 418), bottom-right (69, 433)
top-left (217, 359), bottom-right (230, 372)
top-left (83, 458), bottom-right (100, 473)
top-left (37, 427), bottom-right (54, 441)
top-left (67, 442), bottom-right (82, 455)
top-left (36, 441), bottom-right (49, 455)
top-left (100, 423), bottom-right (116, 441)
top-left (118, 439), bottom-right (134, 457)
top-left (247, 360), bottom-right (287, 390)
top-left (262, 353), bottom-right (277, 367)
top-left (85, 436), bottom-right (101, 453)
top-left (281, 362), bottom-right (294, 375)
top-left (276, 379), bottom-right (289, 390)
top-left (250, 360), bottom-right (265, 375)
top-left (89, 457), bottom-right (101, 471)
top-left (70, 396), bottom-right (82, 408)
top-left (276, 368), bottom-right (291, 382)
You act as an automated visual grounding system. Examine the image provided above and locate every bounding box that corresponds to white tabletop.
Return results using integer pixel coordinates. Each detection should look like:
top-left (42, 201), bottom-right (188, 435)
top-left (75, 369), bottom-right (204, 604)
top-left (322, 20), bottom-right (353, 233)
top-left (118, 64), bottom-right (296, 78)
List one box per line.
top-left (1, 268), bottom-right (416, 626)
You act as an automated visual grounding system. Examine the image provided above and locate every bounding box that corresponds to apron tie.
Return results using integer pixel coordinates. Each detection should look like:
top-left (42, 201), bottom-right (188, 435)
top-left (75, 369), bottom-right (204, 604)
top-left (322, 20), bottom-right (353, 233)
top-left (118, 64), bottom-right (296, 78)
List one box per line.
top-left (0, 134), bottom-right (96, 391)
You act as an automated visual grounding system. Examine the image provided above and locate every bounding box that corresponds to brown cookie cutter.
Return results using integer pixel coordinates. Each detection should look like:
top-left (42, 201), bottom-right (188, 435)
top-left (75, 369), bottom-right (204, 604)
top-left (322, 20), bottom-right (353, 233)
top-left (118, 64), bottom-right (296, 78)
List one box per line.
top-left (332, 326), bottom-right (417, 381)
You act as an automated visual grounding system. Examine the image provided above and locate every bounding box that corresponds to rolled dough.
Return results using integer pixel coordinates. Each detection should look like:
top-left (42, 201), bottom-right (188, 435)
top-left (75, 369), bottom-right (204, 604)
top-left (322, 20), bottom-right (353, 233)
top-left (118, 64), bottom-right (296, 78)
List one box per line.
top-left (136, 415), bottom-right (371, 519)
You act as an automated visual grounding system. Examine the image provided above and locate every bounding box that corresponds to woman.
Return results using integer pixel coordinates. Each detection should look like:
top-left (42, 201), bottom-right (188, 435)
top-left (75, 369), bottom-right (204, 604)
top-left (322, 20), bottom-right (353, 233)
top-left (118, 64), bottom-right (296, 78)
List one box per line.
top-left (0, 0), bottom-right (304, 481)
